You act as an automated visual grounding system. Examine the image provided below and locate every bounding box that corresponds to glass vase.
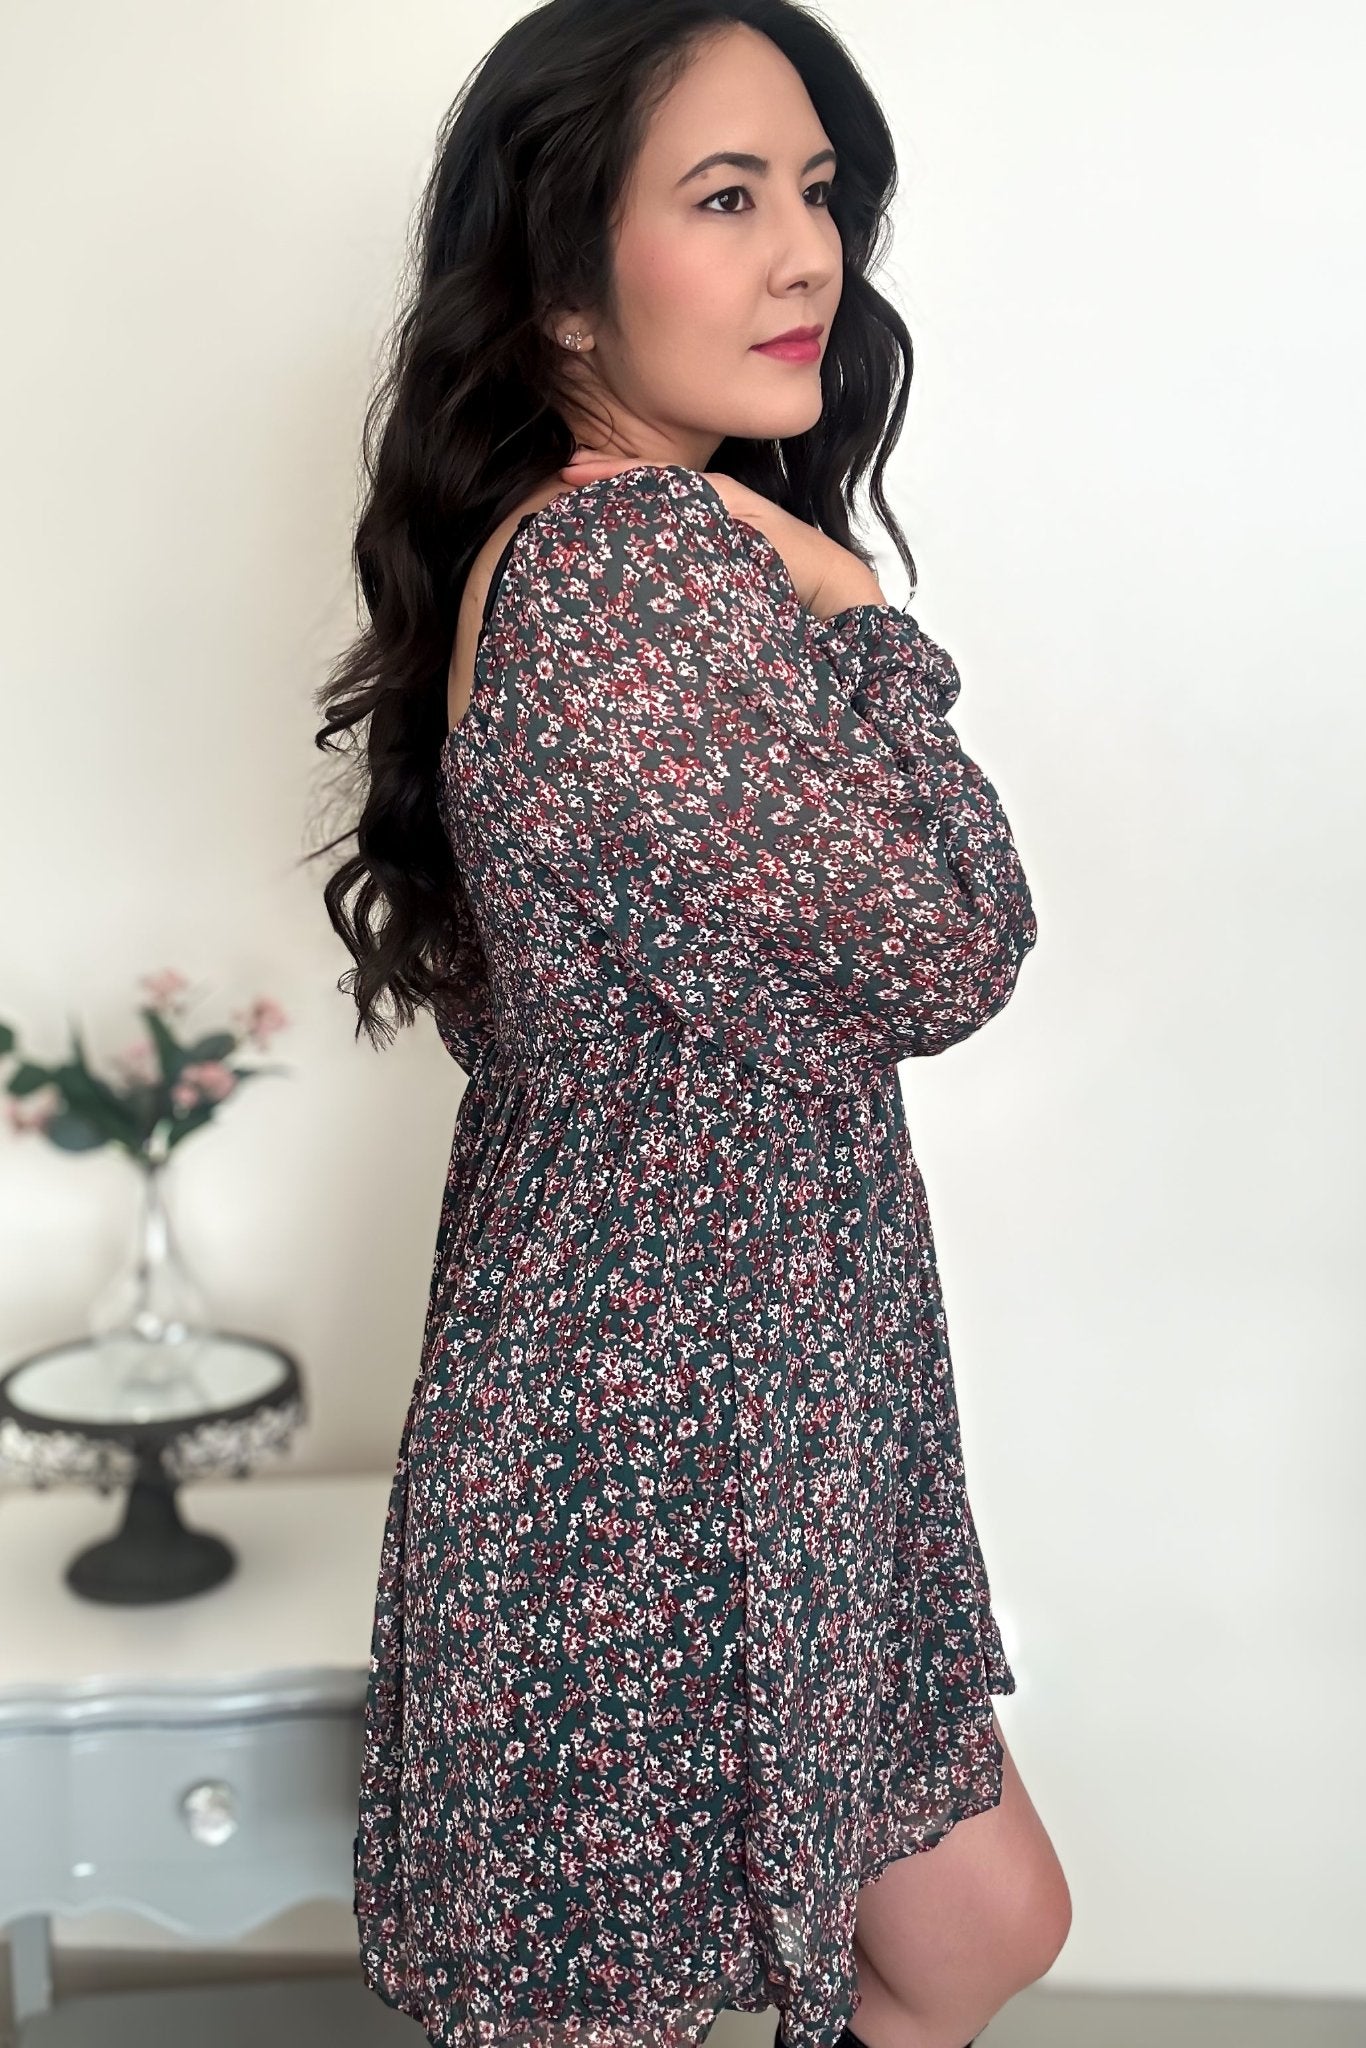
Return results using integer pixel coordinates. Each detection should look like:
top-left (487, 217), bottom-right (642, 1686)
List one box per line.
top-left (87, 1152), bottom-right (214, 1414)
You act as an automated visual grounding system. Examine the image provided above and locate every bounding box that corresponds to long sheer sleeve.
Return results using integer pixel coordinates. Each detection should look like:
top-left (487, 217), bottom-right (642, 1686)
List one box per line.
top-left (490, 465), bottom-right (1037, 1081)
top-left (802, 598), bottom-right (978, 771)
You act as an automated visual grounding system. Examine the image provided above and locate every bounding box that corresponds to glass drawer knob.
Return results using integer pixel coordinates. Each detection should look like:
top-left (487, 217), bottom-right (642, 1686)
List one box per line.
top-left (180, 1779), bottom-right (239, 1845)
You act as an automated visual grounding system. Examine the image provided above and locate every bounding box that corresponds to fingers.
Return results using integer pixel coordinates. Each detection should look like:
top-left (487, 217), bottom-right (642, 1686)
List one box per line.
top-left (559, 452), bottom-right (634, 478)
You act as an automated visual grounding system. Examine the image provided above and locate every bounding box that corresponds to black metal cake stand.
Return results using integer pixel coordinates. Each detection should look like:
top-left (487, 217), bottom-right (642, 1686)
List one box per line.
top-left (0, 1332), bottom-right (305, 1604)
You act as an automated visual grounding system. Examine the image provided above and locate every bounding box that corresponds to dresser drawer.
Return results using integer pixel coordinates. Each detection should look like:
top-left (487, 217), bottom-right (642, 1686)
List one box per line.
top-left (0, 1672), bottom-right (367, 1939)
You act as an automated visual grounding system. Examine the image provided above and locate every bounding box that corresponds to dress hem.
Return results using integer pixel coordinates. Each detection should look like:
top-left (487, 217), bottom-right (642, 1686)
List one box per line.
top-left (355, 1678), bottom-right (1016, 2048)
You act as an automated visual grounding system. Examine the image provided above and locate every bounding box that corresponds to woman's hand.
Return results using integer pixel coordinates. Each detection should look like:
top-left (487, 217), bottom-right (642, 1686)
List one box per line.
top-left (557, 453), bottom-right (884, 620)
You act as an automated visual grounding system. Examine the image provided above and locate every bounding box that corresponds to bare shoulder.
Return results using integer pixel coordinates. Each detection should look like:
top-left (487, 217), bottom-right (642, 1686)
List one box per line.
top-left (447, 481), bottom-right (579, 733)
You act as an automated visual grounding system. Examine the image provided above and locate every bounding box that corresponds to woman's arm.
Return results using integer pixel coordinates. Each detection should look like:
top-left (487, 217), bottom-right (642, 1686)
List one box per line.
top-left (477, 464), bottom-right (1037, 1079)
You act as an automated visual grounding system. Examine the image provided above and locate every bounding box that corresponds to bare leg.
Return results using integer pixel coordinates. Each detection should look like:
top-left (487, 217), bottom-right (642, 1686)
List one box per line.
top-left (846, 1713), bottom-right (1072, 2048)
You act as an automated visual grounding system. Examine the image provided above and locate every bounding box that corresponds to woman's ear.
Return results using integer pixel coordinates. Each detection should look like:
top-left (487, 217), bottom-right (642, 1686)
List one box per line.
top-left (545, 308), bottom-right (596, 352)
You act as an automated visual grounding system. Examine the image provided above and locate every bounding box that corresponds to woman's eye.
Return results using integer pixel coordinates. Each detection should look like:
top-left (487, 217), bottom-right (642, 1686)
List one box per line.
top-left (699, 180), bottom-right (835, 215)
top-left (700, 186), bottom-right (752, 215)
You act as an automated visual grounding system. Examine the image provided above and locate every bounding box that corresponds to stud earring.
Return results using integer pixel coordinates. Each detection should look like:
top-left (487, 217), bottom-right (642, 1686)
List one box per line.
top-left (561, 328), bottom-right (583, 349)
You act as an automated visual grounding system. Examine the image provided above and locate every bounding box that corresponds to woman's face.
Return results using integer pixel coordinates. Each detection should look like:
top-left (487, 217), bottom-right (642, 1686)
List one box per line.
top-left (556, 23), bottom-right (844, 468)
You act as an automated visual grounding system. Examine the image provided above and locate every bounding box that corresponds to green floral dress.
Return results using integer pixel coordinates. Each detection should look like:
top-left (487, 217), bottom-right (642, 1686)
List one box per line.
top-left (354, 464), bottom-right (1038, 2048)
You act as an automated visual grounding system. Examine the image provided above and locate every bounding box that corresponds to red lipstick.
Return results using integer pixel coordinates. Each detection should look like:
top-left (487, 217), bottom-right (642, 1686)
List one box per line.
top-left (751, 322), bottom-right (823, 364)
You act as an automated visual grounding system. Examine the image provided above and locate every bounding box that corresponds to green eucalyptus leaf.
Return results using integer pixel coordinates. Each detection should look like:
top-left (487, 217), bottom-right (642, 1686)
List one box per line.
top-left (141, 1007), bottom-right (187, 1084)
top-left (185, 1031), bottom-right (235, 1062)
top-left (121, 1082), bottom-right (164, 1145)
top-left (44, 1109), bottom-right (107, 1153)
top-left (6, 1061), bottom-right (55, 1098)
top-left (0, 1021), bottom-right (14, 1056)
top-left (58, 1066), bottom-right (142, 1145)
top-left (166, 1102), bottom-right (216, 1148)
top-left (62, 1060), bottom-right (126, 1112)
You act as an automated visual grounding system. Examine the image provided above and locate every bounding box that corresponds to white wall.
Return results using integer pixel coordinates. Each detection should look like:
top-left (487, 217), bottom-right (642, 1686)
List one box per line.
top-left (1, 0), bottom-right (1362, 1999)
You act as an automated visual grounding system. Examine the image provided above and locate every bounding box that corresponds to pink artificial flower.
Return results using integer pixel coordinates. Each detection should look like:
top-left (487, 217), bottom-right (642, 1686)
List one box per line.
top-left (170, 1060), bottom-right (238, 1115)
top-left (5, 1083), bottom-right (62, 1134)
top-left (111, 1038), bottom-right (161, 1086)
top-left (236, 997), bottom-right (288, 1051)
top-left (193, 1059), bottom-right (237, 1101)
top-left (140, 968), bottom-right (192, 1014)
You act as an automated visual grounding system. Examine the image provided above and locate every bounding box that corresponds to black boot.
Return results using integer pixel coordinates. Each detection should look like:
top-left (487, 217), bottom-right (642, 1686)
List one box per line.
top-left (836, 2030), bottom-right (977, 2048)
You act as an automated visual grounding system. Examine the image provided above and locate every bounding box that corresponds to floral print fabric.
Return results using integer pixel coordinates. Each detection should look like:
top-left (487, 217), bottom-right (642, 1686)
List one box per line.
top-left (353, 464), bottom-right (1038, 2048)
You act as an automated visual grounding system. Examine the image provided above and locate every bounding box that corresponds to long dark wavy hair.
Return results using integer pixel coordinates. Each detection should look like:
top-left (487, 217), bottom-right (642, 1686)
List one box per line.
top-left (311, 0), bottom-right (918, 1054)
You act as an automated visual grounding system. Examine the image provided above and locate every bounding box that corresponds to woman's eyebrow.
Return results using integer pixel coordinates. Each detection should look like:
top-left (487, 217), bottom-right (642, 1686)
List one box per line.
top-left (676, 146), bottom-right (837, 187)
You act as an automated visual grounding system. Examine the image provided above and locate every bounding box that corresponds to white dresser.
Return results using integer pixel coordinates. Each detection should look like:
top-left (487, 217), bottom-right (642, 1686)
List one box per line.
top-left (0, 1469), bottom-right (421, 2044)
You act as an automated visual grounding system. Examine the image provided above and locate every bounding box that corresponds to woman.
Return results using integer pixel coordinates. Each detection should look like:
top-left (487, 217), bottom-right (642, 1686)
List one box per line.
top-left (316, 3), bottom-right (1071, 2046)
